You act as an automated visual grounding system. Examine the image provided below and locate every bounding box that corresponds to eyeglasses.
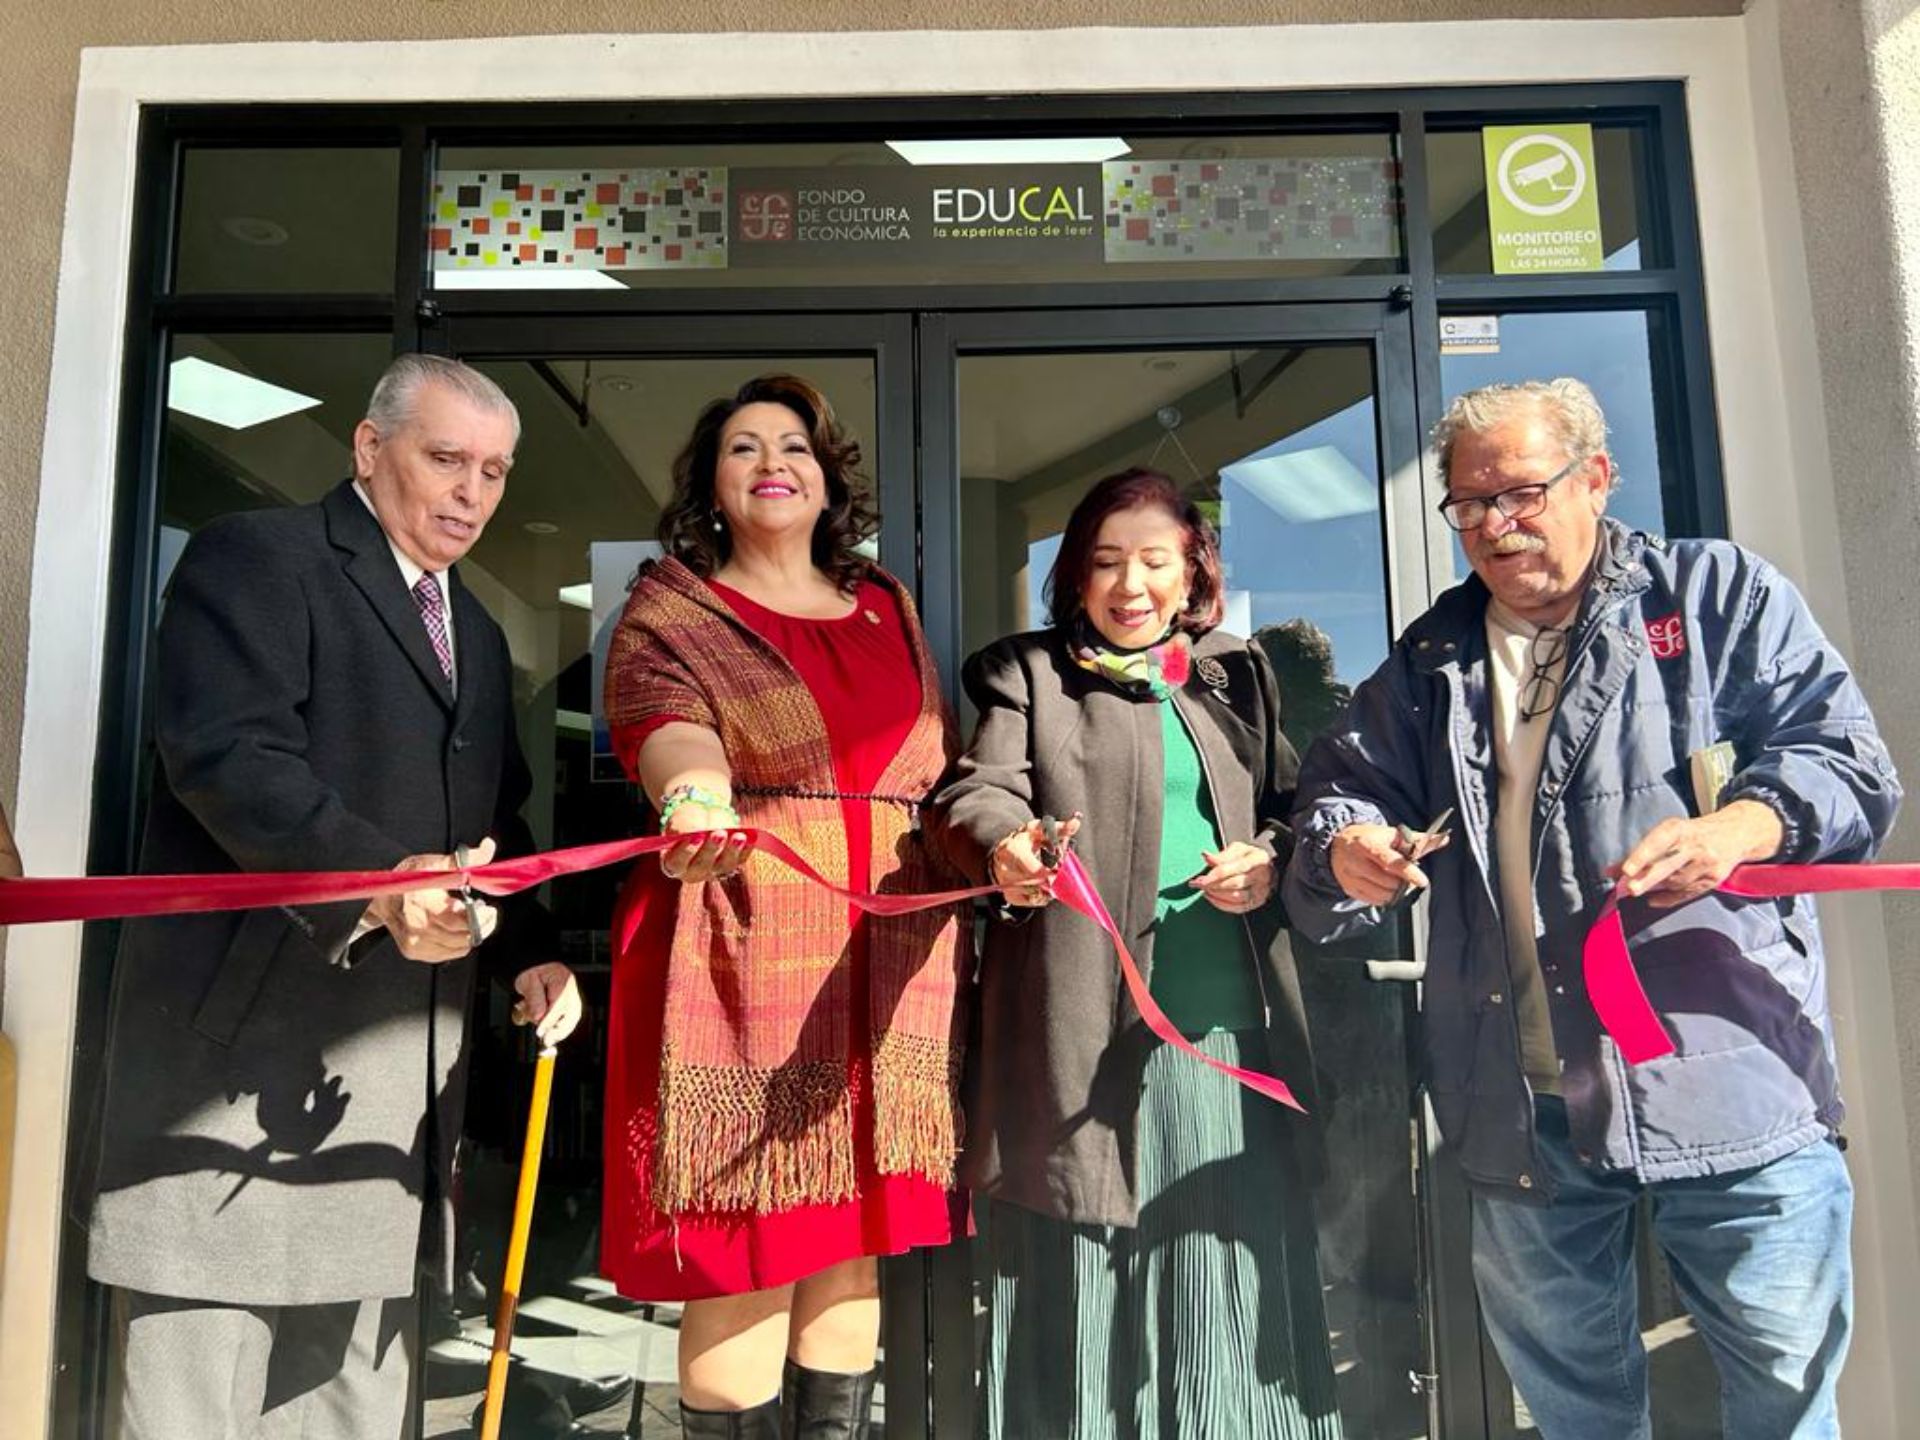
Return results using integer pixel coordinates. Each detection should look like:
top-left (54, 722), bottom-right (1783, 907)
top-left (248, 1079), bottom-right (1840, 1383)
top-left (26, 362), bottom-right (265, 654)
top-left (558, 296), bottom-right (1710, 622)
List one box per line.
top-left (1518, 626), bottom-right (1569, 722)
top-left (1437, 454), bottom-right (1590, 533)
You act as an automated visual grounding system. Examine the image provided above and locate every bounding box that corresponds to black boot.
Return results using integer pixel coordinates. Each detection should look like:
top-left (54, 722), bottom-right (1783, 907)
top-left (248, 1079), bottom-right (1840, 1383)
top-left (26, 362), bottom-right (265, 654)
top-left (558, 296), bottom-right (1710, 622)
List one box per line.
top-left (780, 1359), bottom-right (878, 1439)
top-left (680, 1393), bottom-right (782, 1438)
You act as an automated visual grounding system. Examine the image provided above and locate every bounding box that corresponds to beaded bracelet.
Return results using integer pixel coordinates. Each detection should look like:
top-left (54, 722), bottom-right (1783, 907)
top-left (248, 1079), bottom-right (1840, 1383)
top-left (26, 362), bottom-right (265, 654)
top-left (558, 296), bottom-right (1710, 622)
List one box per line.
top-left (657, 782), bottom-right (739, 832)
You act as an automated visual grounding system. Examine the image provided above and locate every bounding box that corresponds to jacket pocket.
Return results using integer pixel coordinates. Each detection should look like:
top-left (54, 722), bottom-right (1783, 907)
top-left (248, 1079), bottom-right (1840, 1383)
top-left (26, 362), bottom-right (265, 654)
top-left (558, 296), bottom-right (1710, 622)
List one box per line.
top-left (1764, 909), bottom-right (1820, 1008)
top-left (191, 908), bottom-right (298, 1046)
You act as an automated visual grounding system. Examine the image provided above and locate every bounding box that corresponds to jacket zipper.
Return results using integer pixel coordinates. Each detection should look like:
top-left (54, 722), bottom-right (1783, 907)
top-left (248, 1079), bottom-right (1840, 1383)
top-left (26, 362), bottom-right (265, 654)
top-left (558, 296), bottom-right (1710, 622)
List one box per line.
top-left (1528, 584), bottom-right (1639, 894)
top-left (1443, 656), bottom-right (1549, 1191)
top-left (1441, 665), bottom-right (1502, 925)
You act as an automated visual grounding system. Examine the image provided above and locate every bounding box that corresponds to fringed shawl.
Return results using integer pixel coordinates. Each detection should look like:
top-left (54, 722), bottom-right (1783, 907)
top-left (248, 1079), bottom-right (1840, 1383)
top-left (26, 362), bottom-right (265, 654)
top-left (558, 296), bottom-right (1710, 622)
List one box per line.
top-left (604, 557), bottom-right (968, 1215)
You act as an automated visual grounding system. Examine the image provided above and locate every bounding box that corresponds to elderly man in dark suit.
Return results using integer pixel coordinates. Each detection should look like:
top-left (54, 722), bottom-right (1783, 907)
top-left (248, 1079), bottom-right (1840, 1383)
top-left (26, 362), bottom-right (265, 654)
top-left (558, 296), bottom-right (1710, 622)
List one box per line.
top-left (86, 354), bottom-right (580, 1439)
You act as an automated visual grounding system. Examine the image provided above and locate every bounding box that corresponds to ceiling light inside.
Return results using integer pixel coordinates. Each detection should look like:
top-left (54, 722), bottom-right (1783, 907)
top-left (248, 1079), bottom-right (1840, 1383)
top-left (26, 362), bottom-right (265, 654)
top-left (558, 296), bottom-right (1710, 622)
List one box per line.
top-left (558, 582), bottom-right (592, 610)
top-left (524, 520), bottom-right (561, 536)
top-left (221, 215), bottom-right (289, 247)
top-left (885, 138), bottom-right (1132, 167)
top-left (167, 357), bottom-right (321, 431)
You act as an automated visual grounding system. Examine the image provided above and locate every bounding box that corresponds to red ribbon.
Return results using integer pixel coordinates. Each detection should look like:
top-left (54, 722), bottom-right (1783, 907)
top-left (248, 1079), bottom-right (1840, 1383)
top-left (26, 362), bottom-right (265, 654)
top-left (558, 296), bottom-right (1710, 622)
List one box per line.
top-left (1722, 862), bottom-right (1920, 899)
top-left (1050, 851), bottom-right (1303, 1111)
top-left (1581, 890), bottom-right (1675, 1064)
top-left (0, 830), bottom-right (1305, 1112)
top-left (13, 839), bottom-right (1912, 1087)
top-left (1584, 861), bottom-right (1920, 1065)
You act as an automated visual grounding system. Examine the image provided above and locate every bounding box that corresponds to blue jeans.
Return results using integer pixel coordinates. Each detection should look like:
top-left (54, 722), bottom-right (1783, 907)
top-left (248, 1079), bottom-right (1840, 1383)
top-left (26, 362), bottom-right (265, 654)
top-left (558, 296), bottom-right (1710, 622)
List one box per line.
top-left (1470, 1098), bottom-right (1852, 1440)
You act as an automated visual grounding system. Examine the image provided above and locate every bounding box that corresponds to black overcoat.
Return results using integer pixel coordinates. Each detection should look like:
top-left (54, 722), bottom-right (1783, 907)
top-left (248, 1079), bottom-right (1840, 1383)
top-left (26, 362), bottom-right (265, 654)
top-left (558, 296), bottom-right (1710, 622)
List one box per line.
top-left (86, 480), bottom-right (539, 1305)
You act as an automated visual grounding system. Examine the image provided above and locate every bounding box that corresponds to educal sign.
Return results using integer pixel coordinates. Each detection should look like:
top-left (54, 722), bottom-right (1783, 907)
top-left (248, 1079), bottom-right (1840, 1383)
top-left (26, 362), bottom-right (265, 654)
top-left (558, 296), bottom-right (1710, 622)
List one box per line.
top-left (731, 166), bottom-right (1102, 267)
top-left (1482, 124), bottom-right (1605, 274)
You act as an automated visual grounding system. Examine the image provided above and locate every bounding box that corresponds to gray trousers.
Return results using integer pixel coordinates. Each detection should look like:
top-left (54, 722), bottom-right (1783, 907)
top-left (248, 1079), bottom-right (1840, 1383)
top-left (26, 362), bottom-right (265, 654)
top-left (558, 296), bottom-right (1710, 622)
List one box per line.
top-left (108, 1287), bottom-right (417, 1440)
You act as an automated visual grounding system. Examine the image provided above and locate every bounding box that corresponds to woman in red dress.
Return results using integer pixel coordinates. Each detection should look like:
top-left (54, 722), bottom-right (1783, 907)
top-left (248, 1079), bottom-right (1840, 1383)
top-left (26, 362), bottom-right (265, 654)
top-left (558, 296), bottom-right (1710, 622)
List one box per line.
top-left (601, 374), bottom-right (969, 1438)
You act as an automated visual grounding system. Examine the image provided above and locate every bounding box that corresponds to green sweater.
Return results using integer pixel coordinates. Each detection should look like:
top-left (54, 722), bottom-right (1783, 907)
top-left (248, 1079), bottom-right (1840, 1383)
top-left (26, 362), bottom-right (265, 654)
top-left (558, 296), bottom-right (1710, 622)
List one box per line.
top-left (1150, 699), bottom-right (1264, 1035)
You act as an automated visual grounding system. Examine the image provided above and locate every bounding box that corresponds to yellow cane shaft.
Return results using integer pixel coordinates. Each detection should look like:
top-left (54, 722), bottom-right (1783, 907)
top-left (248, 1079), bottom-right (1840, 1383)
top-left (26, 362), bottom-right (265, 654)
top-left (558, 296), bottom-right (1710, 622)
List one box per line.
top-left (479, 1047), bottom-right (557, 1440)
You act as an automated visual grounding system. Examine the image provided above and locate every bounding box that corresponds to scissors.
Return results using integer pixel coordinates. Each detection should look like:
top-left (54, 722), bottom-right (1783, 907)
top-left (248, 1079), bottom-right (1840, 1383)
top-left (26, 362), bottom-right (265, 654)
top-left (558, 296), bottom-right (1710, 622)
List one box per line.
top-left (1391, 806), bottom-right (1454, 904)
top-left (1036, 814), bottom-right (1075, 871)
top-left (453, 843), bottom-right (485, 949)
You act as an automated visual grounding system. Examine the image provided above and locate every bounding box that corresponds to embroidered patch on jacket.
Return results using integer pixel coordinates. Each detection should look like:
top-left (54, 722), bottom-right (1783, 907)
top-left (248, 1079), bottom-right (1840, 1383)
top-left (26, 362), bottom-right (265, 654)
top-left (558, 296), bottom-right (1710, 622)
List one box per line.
top-left (1645, 612), bottom-right (1687, 659)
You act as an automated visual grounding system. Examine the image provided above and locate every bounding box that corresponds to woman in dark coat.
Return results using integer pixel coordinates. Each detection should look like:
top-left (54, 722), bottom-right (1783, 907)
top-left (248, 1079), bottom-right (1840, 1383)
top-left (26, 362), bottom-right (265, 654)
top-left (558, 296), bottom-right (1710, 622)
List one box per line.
top-left (928, 468), bottom-right (1342, 1440)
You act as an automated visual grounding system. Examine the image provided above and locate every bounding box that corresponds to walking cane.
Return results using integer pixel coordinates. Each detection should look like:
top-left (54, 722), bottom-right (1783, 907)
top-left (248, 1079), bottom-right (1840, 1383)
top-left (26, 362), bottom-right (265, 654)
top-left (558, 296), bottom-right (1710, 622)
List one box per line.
top-left (478, 1035), bottom-right (559, 1440)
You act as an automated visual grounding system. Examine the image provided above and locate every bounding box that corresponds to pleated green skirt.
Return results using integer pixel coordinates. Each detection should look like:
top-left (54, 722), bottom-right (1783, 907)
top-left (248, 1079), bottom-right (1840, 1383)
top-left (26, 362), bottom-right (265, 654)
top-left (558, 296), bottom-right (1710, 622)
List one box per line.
top-left (979, 1030), bottom-right (1345, 1440)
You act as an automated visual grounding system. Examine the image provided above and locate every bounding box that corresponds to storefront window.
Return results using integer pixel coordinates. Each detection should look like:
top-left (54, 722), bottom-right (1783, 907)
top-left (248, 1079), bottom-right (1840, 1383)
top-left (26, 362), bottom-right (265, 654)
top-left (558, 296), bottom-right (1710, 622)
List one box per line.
top-left (159, 331), bottom-right (394, 547)
top-left (430, 133), bottom-right (1403, 291)
top-left (172, 148), bottom-right (400, 294)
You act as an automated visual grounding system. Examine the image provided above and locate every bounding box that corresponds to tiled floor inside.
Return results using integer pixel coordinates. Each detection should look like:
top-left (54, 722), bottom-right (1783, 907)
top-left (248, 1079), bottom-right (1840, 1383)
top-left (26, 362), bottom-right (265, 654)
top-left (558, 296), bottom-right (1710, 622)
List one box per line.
top-left (421, 1276), bottom-right (888, 1438)
top-left (422, 1271), bottom-right (1712, 1438)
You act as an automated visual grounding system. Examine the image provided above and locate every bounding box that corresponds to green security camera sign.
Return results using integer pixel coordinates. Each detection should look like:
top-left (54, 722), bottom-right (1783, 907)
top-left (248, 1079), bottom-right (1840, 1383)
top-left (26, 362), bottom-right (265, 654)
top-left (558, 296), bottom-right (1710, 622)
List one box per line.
top-left (1482, 124), bottom-right (1604, 274)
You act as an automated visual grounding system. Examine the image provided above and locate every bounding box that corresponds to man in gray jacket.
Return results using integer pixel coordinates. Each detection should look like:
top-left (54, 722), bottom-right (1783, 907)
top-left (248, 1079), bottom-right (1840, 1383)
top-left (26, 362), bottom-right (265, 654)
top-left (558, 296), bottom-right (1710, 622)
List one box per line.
top-left (1284, 378), bottom-right (1899, 1439)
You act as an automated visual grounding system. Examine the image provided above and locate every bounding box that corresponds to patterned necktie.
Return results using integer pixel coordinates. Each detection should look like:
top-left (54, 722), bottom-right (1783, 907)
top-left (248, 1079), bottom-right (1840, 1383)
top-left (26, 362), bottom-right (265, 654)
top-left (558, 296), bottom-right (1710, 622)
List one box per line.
top-left (412, 573), bottom-right (453, 681)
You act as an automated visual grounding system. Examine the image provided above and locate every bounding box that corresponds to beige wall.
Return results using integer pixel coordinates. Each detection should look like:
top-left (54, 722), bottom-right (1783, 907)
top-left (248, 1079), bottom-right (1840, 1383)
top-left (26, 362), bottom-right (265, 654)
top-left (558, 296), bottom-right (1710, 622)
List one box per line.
top-left (1768, 0), bottom-right (1920, 1261)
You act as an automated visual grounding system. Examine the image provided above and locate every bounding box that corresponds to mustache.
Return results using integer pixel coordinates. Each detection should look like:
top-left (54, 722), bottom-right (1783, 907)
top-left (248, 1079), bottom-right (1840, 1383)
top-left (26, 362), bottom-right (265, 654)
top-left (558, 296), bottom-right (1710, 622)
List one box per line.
top-left (1488, 532), bottom-right (1546, 555)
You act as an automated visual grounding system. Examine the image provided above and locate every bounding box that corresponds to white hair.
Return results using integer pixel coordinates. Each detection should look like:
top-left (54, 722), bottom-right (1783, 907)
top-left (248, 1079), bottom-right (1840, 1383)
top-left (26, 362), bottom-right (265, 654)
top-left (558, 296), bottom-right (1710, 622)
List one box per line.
top-left (364, 354), bottom-right (520, 446)
top-left (1432, 378), bottom-right (1616, 491)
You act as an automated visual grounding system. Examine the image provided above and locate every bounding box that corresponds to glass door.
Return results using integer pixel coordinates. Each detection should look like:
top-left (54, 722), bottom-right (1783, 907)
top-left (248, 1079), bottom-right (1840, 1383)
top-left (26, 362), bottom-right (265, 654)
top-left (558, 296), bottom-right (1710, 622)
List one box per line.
top-left (914, 303), bottom-right (1457, 1440)
top-left (427, 313), bottom-right (921, 1438)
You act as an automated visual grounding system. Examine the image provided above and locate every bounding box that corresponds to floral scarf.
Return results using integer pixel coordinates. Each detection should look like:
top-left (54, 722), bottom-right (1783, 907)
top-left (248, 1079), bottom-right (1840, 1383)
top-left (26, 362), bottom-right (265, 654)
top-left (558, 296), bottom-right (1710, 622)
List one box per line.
top-left (1069, 619), bottom-right (1193, 700)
